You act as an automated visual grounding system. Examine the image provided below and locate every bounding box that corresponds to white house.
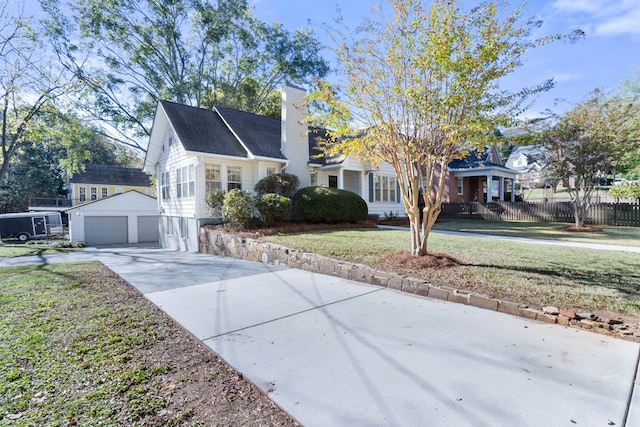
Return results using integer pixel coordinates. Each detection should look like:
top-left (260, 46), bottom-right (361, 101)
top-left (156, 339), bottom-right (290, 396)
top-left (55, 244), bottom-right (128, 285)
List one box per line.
top-left (143, 85), bottom-right (406, 251)
top-left (506, 145), bottom-right (550, 189)
top-left (144, 85), bottom-right (517, 252)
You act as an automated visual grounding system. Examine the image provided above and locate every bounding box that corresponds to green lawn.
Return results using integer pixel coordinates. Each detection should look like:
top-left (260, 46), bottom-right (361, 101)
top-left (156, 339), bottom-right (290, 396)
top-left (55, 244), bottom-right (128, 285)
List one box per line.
top-left (0, 242), bottom-right (81, 258)
top-left (263, 228), bottom-right (640, 317)
top-left (0, 262), bottom-right (290, 425)
top-left (0, 263), bottom-right (173, 424)
top-left (433, 218), bottom-right (640, 247)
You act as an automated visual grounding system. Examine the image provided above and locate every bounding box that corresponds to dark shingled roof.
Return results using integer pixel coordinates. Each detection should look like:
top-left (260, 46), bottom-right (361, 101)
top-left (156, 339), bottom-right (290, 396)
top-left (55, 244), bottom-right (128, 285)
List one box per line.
top-left (160, 100), bottom-right (248, 158)
top-left (70, 164), bottom-right (151, 186)
top-left (215, 106), bottom-right (284, 159)
top-left (308, 127), bottom-right (347, 165)
top-left (448, 149), bottom-right (509, 171)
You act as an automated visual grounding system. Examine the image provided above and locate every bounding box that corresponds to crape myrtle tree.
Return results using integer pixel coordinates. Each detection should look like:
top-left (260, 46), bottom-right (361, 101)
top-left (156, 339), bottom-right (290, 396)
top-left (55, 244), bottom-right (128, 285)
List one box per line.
top-left (307, 0), bottom-right (581, 256)
top-left (540, 89), bottom-right (640, 227)
top-left (0, 0), bottom-right (79, 185)
top-left (41, 0), bottom-right (329, 153)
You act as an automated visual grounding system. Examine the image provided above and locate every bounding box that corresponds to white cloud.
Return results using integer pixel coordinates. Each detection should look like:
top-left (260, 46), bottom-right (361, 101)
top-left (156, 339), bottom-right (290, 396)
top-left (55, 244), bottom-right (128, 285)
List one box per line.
top-left (552, 0), bottom-right (601, 14)
top-left (552, 0), bottom-right (640, 36)
top-left (551, 72), bottom-right (581, 83)
top-left (594, 6), bottom-right (640, 35)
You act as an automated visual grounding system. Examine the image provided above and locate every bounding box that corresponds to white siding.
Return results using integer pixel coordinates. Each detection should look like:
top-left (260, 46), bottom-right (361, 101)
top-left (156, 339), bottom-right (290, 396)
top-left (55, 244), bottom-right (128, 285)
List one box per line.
top-left (281, 85), bottom-right (311, 188)
top-left (366, 163), bottom-right (404, 216)
top-left (66, 192), bottom-right (158, 244)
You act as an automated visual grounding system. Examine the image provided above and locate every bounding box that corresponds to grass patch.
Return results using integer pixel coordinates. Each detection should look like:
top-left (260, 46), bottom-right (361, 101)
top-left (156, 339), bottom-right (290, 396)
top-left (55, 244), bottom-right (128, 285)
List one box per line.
top-left (263, 228), bottom-right (640, 317)
top-left (0, 262), bottom-right (295, 425)
top-left (433, 218), bottom-right (640, 247)
top-left (0, 242), bottom-right (82, 258)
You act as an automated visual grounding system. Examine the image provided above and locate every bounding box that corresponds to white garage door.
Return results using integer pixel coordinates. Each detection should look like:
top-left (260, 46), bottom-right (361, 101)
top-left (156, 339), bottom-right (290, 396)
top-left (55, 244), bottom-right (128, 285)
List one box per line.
top-left (85, 216), bottom-right (128, 245)
top-left (137, 216), bottom-right (159, 243)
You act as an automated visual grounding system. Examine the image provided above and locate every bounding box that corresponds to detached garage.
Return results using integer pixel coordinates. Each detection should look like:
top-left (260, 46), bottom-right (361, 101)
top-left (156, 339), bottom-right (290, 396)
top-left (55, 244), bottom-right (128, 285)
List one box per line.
top-left (66, 191), bottom-right (159, 245)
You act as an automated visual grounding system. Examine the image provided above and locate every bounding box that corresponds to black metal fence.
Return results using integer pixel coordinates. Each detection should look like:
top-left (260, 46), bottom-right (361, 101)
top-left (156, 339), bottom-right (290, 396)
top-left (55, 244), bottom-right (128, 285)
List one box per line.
top-left (440, 201), bottom-right (640, 227)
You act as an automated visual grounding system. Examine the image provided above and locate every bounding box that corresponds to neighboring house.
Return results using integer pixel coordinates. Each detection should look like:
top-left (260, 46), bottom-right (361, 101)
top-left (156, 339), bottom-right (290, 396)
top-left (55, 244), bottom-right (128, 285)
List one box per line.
top-left (506, 145), bottom-right (549, 189)
top-left (66, 191), bottom-right (159, 246)
top-left (68, 164), bottom-right (154, 206)
top-left (448, 147), bottom-right (517, 202)
top-left (144, 84), bottom-right (517, 252)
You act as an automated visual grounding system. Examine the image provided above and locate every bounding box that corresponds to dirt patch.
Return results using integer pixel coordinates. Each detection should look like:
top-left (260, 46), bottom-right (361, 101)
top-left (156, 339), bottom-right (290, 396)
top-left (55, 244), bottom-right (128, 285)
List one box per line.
top-left (378, 218), bottom-right (410, 227)
top-left (381, 250), bottom-right (463, 269)
top-left (210, 220), bottom-right (378, 238)
top-left (97, 267), bottom-right (299, 426)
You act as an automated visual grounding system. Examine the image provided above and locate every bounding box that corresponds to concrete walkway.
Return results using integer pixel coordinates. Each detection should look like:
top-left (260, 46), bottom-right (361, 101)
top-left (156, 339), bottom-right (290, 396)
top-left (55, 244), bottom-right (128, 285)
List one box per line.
top-left (1, 244), bottom-right (639, 426)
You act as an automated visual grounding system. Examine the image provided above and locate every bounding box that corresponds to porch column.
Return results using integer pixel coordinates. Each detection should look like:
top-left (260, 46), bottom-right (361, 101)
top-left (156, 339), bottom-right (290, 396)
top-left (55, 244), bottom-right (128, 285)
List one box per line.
top-left (486, 174), bottom-right (493, 202)
top-left (510, 179), bottom-right (516, 202)
top-left (499, 177), bottom-right (505, 201)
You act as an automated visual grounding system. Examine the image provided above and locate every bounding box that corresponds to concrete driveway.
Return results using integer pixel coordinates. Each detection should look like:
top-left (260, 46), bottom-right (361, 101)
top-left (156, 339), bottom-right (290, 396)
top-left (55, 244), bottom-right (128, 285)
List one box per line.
top-left (2, 244), bottom-right (639, 426)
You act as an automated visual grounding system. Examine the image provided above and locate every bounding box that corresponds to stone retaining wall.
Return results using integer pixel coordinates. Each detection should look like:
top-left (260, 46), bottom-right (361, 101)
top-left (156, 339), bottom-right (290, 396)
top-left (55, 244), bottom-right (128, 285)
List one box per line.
top-left (199, 226), bottom-right (639, 341)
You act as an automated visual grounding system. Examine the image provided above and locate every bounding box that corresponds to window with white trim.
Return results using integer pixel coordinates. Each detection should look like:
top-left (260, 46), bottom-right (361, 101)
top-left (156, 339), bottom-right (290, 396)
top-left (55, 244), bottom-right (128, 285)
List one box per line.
top-left (227, 166), bottom-right (242, 190)
top-left (206, 165), bottom-right (222, 192)
top-left (165, 216), bottom-right (173, 236)
top-left (457, 177), bottom-right (464, 195)
top-left (115, 187), bottom-right (123, 194)
top-left (266, 167), bottom-right (276, 176)
top-left (179, 217), bottom-right (188, 239)
top-left (176, 165), bottom-right (195, 198)
top-left (79, 186), bottom-right (86, 202)
top-left (90, 187), bottom-right (97, 201)
top-left (373, 175), bottom-right (397, 202)
top-left (310, 172), bottom-right (318, 186)
top-left (101, 187), bottom-right (108, 198)
top-left (161, 172), bottom-right (170, 200)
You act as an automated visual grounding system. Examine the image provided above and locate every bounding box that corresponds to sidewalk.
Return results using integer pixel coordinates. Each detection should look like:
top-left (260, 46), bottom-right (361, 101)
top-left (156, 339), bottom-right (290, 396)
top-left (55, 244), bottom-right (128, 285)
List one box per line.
top-left (3, 245), bottom-right (638, 426)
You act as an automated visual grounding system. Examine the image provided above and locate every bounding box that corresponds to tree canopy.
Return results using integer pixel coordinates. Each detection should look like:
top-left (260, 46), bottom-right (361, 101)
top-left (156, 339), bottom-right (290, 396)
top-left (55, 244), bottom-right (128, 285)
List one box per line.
top-left (42, 0), bottom-right (330, 152)
top-left (539, 89), bottom-right (640, 226)
top-left (1, 104), bottom-right (141, 213)
top-left (308, 0), bottom-right (581, 255)
top-left (1, 0), bottom-right (79, 185)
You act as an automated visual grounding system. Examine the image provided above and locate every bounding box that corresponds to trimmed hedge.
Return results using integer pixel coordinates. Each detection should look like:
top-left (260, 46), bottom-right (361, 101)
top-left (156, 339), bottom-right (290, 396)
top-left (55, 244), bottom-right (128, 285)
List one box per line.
top-left (257, 193), bottom-right (291, 225)
top-left (222, 189), bottom-right (253, 228)
top-left (291, 186), bottom-right (368, 224)
top-left (254, 173), bottom-right (299, 197)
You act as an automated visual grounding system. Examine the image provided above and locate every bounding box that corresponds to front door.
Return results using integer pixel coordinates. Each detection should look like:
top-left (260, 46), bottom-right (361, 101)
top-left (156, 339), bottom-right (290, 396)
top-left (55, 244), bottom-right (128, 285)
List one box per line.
top-left (32, 217), bottom-right (47, 235)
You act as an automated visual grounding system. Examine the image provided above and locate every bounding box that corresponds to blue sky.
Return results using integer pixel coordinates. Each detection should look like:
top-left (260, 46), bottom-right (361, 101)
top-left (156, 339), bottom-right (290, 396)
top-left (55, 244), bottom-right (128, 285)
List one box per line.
top-left (253, 0), bottom-right (640, 118)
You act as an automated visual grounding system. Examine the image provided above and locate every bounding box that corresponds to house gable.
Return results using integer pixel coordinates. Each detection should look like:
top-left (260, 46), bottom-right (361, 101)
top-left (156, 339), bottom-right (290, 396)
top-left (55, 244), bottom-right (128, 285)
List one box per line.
top-left (160, 100), bottom-right (249, 158)
top-left (66, 190), bottom-right (156, 213)
top-left (214, 106), bottom-right (284, 160)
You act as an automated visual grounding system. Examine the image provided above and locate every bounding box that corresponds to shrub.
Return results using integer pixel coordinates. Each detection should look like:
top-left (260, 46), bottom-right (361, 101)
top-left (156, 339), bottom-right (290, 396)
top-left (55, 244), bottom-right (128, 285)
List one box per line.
top-left (205, 188), bottom-right (225, 217)
top-left (256, 193), bottom-right (291, 225)
top-left (222, 189), bottom-right (254, 229)
top-left (291, 186), bottom-right (368, 224)
top-left (609, 181), bottom-right (640, 201)
top-left (254, 173), bottom-right (299, 197)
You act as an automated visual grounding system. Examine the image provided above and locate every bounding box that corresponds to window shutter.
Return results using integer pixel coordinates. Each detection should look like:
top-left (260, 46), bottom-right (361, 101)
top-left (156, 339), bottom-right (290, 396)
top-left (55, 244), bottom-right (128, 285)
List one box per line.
top-left (396, 181), bottom-right (401, 203)
top-left (368, 173), bottom-right (374, 202)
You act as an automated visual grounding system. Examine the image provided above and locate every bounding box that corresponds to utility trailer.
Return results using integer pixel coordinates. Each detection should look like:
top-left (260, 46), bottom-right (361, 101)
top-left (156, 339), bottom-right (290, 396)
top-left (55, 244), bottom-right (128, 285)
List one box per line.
top-left (0, 212), bottom-right (64, 242)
